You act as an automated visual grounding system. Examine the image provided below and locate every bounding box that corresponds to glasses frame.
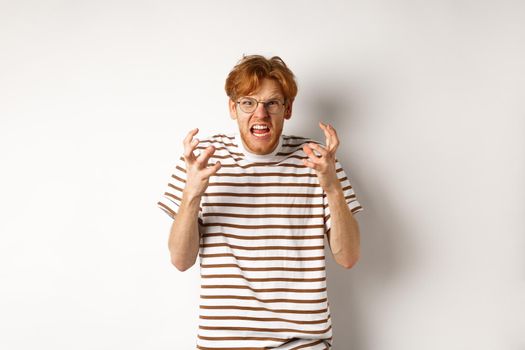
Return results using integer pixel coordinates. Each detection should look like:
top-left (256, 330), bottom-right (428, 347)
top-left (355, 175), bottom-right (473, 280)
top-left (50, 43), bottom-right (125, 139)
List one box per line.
top-left (235, 96), bottom-right (287, 115)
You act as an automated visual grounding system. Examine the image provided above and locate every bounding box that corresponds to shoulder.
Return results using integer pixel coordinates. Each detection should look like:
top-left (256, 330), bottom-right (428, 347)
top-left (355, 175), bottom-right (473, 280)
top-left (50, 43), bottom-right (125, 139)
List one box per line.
top-left (198, 133), bottom-right (236, 146)
top-left (282, 134), bottom-right (325, 152)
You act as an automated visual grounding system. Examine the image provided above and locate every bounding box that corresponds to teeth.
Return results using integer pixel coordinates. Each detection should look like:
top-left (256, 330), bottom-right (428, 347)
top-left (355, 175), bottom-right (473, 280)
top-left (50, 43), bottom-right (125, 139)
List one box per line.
top-left (252, 125), bottom-right (269, 130)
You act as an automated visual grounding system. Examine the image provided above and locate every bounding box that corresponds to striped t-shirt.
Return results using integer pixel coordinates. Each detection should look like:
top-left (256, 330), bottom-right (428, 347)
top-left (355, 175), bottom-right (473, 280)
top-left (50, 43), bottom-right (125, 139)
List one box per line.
top-left (157, 132), bottom-right (363, 350)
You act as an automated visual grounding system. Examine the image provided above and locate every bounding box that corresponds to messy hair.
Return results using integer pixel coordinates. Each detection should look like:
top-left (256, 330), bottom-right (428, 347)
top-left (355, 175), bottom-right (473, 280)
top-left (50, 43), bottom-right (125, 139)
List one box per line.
top-left (225, 54), bottom-right (298, 105)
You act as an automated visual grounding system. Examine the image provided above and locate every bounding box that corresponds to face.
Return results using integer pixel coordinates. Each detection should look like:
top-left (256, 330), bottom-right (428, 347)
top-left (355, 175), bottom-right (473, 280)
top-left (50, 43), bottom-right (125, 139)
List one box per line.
top-left (229, 78), bottom-right (293, 155)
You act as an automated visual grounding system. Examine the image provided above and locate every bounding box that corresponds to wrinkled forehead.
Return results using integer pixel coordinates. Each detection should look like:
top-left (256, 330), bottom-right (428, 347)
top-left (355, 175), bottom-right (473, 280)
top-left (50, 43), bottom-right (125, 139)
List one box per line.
top-left (239, 78), bottom-right (285, 99)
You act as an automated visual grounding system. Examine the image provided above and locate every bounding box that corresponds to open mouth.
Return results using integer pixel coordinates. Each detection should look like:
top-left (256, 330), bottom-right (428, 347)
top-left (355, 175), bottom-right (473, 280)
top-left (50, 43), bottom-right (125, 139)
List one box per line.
top-left (250, 124), bottom-right (271, 138)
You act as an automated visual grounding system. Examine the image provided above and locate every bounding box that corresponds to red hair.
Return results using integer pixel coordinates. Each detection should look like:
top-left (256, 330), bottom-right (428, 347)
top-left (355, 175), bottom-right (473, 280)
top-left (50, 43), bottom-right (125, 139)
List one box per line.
top-left (225, 54), bottom-right (298, 106)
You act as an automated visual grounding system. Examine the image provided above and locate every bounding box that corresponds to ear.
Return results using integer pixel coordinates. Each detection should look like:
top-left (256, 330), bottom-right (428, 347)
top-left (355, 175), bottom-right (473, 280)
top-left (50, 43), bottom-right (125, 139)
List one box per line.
top-left (284, 102), bottom-right (293, 120)
top-left (228, 98), bottom-right (238, 120)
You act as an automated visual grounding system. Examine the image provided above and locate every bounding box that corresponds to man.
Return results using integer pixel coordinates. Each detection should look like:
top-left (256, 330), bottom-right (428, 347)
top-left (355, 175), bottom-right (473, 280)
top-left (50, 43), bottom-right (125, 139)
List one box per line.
top-left (157, 54), bottom-right (363, 350)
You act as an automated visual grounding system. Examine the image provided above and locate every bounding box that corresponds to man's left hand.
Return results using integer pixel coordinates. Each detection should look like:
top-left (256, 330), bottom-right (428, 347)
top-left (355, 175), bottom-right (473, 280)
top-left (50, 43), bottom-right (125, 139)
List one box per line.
top-left (302, 122), bottom-right (342, 194)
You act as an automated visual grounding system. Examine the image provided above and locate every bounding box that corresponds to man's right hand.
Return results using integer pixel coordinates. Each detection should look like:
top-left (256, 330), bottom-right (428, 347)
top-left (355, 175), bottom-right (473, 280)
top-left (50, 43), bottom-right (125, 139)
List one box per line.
top-left (182, 128), bottom-right (221, 199)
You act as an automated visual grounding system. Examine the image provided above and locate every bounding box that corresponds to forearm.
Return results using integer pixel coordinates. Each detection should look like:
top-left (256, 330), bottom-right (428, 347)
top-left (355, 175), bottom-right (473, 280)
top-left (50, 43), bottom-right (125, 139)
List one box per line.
top-left (168, 192), bottom-right (202, 271)
top-left (326, 185), bottom-right (361, 268)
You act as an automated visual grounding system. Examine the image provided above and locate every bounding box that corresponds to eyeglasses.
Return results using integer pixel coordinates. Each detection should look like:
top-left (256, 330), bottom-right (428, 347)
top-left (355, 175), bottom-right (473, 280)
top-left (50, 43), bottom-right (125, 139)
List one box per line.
top-left (236, 96), bottom-right (286, 114)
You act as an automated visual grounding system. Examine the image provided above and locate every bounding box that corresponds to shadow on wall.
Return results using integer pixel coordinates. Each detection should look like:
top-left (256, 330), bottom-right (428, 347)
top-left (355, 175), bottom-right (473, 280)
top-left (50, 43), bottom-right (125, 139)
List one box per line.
top-left (306, 88), bottom-right (415, 349)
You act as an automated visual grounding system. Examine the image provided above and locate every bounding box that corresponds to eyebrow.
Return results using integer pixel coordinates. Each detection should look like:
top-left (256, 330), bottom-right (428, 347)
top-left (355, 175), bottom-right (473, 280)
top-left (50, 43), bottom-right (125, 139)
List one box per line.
top-left (246, 93), bottom-right (284, 100)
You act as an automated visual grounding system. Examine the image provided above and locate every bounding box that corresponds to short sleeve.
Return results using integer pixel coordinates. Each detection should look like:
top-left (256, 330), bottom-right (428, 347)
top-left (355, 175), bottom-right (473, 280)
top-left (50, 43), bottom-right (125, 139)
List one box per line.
top-left (156, 155), bottom-right (203, 221)
top-left (323, 159), bottom-right (363, 234)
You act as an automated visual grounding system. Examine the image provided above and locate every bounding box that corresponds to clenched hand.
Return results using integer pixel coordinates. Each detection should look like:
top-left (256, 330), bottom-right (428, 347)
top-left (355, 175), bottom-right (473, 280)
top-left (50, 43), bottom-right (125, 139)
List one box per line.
top-left (302, 122), bottom-right (342, 195)
top-left (182, 128), bottom-right (221, 199)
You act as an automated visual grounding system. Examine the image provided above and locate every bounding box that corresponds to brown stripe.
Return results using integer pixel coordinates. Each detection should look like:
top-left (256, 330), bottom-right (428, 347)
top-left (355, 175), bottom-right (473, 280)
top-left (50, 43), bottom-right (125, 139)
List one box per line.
top-left (200, 263), bottom-right (325, 272)
top-left (275, 151), bottom-right (308, 157)
top-left (197, 334), bottom-right (286, 342)
top-left (351, 205), bottom-right (363, 213)
top-left (282, 141), bottom-right (322, 148)
top-left (195, 146), bottom-right (244, 156)
top-left (196, 138), bottom-right (237, 146)
top-left (201, 284), bottom-right (325, 293)
top-left (202, 203), bottom-right (326, 208)
top-left (200, 314), bottom-right (328, 325)
top-left (213, 163), bottom-right (308, 169)
top-left (203, 213), bottom-right (324, 219)
top-left (177, 164), bottom-right (344, 173)
top-left (291, 339), bottom-right (328, 350)
top-left (203, 232), bottom-right (324, 240)
top-left (157, 202), bottom-right (176, 217)
top-left (167, 183), bottom-right (184, 192)
top-left (284, 135), bottom-right (310, 140)
top-left (215, 172), bottom-right (317, 178)
top-left (201, 223), bottom-right (324, 229)
top-left (199, 253), bottom-right (324, 261)
top-left (208, 182), bottom-right (320, 188)
top-left (163, 192), bottom-right (181, 202)
top-left (199, 324), bottom-right (331, 335)
top-left (209, 162), bottom-right (343, 172)
top-left (200, 304), bottom-right (328, 314)
top-left (211, 133), bottom-right (235, 139)
top-left (200, 293), bottom-right (327, 302)
top-left (277, 154), bottom-right (311, 161)
top-left (206, 153), bottom-right (313, 162)
top-left (196, 338), bottom-right (330, 350)
top-left (203, 192), bottom-right (323, 198)
top-left (197, 345), bottom-right (268, 350)
top-left (207, 153), bottom-right (243, 161)
top-left (201, 242), bottom-right (324, 251)
top-left (170, 173), bottom-right (185, 183)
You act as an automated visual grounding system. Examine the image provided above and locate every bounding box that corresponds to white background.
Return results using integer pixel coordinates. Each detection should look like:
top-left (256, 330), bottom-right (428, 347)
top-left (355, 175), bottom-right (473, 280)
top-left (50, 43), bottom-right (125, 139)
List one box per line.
top-left (1, 0), bottom-right (524, 349)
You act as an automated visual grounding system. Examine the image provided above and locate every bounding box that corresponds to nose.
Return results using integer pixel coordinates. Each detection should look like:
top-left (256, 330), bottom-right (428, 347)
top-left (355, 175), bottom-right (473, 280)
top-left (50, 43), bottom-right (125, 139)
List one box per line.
top-left (253, 101), bottom-right (269, 117)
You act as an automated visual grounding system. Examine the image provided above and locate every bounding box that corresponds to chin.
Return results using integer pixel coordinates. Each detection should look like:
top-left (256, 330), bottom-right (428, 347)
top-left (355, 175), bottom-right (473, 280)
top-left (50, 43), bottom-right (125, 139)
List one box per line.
top-left (242, 129), bottom-right (279, 155)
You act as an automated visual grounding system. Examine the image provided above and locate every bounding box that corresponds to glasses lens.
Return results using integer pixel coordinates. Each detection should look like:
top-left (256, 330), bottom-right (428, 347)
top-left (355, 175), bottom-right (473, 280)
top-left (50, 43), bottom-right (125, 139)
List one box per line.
top-left (237, 97), bottom-right (284, 114)
top-left (238, 97), bottom-right (256, 113)
top-left (265, 99), bottom-right (283, 114)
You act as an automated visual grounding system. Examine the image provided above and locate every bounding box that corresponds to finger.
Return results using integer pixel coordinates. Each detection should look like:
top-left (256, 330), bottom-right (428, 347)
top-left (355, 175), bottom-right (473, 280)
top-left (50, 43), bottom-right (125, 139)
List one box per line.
top-left (302, 158), bottom-right (320, 170)
top-left (202, 160), bottom-right (222, 178)
top-left (303, 144), bottom-right (322, 164)
top-left (308, 142), bottom-right (328, 157)
top-left (183, 128), bottom-right (199, 162)
top-left (327, 124), bottom-right (340, 151)
top-left (184, 127), bottom-right (199, 139)
top-left (184, 138), bottom-right (200, 163)
top-left (183, 128), bottom-right (199, 146)
top-left (195, 145), bottom-right (216, 169)
top-left (319, 122), bottom-right (332, 149)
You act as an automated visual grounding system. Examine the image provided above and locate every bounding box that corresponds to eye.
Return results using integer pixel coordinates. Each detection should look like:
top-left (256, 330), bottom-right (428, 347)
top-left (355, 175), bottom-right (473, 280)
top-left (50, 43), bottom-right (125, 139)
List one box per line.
top-left (240, 99), bottom-right (254, 106)
top-left (267, 100), bottom-right (279, 106)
